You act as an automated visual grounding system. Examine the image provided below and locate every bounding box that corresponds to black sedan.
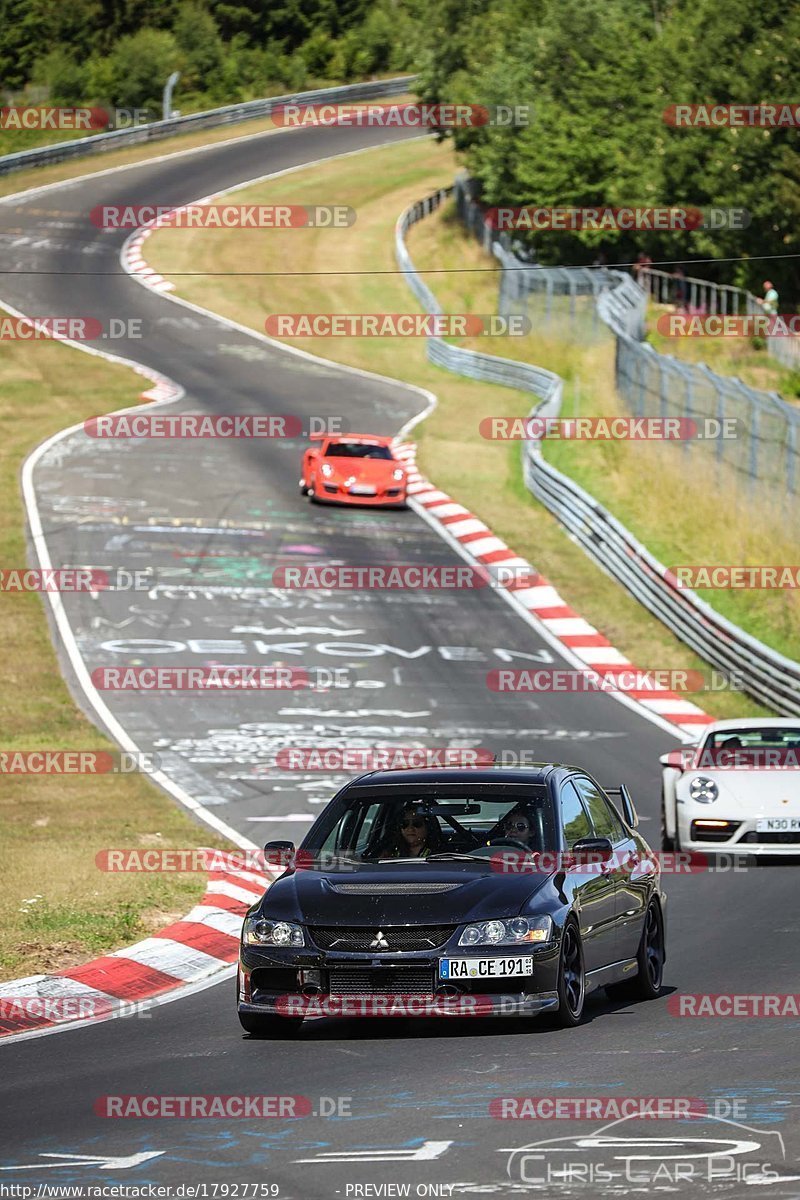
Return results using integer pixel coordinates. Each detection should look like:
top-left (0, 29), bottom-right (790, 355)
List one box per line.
top-left (237, 766), bottom-right (666, 1035)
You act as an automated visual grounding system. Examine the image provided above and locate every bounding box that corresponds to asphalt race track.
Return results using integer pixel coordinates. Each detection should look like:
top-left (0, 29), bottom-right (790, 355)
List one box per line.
top-left (1, 122), bottom-right (799, 1196)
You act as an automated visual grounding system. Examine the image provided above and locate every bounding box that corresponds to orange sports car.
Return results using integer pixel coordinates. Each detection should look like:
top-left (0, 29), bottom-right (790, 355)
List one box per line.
top-left (299, 433), bottom-right (408, 507)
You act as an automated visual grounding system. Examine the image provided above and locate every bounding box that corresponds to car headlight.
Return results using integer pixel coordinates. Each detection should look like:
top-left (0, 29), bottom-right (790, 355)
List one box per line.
top-left (458, 915), bottom-right (553, 947)
top-left (392, 467), bottom-right (405, 481)
top-left (689, 776), bottom-right (718, 804)
top-left (242, 916), bottom-right (304, 947)
top-left (321, 463), bottom-right (333, 478)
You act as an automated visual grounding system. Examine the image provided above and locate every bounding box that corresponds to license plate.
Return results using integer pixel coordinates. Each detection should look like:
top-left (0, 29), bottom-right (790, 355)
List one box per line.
top-left (350, 485), bottom-right (376, 496)
top-left (439, 956), bottom-right (533, 979)
top-left (756, 817), bottom-right (800, 832)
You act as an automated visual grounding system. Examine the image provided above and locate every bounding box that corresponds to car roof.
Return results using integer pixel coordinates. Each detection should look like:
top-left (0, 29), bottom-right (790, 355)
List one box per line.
top-left (343, 765), bottom-right (570, 790)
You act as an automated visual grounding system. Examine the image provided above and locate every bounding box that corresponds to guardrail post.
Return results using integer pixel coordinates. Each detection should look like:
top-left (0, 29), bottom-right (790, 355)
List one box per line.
top-left (787, 419), bottom-right (798, 495)
top-left (163, 72), bottom-right (181, 121)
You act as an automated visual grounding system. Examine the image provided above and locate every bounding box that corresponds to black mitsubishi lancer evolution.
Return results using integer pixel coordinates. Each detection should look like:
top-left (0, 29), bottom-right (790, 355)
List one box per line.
top-left (237, 766), bottom-right (666, 1035)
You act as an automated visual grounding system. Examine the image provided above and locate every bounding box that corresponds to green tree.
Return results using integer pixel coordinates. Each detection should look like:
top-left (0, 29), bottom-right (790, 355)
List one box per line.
top-left (87, 28), bottom-right (180, 113)
top-left (173, 1), bottom-right (224, 89)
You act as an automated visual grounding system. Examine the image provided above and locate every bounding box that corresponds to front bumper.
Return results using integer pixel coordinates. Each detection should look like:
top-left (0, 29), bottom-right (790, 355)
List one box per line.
top-left (678, 809), bottom-right (800, 856)
top-left (238, 993), bottom-right (559, 1019)
top-left (238, 940), bottom-right (560, 1019)
top-left (314, 487), bottom-right (407, 507)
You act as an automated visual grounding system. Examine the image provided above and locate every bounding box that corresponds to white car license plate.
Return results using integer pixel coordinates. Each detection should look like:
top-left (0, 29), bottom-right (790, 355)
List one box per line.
top-left (756, 817), bottom-right (800, 832)
top-left (439, 956), bottom-right (533, 979)
top-left (350, 485), bottom-right (376, 495)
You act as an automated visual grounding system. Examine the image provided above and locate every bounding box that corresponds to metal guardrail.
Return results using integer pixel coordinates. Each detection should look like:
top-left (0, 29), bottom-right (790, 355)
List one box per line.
top-left (397, 186), bottom-right (800, 715)
top-left (453, 178), bottom-right (800, 502)
top-left (396, 188), bottom-right (563, 413)
top-left (0, 76), bottom-right (416, 176)
top-left (525, 452), bottom-right (800, 715)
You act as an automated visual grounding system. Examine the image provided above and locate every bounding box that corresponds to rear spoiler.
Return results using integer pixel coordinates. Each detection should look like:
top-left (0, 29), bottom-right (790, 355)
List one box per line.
top-left (604, 784), bottom-right (638, 829)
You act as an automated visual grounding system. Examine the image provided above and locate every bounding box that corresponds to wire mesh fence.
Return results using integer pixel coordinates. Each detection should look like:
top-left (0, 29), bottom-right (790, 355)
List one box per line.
top-left (453, 175), bottom-right (800, 508)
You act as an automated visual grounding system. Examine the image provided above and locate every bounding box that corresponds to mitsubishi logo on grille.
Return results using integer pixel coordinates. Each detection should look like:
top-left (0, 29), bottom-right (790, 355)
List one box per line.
top-left (369, 930), bottom-right (390, 950)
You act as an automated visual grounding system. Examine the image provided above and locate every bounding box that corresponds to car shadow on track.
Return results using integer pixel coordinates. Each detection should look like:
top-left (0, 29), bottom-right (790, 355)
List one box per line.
top-left (239, 985), bottom-right (680, 1041)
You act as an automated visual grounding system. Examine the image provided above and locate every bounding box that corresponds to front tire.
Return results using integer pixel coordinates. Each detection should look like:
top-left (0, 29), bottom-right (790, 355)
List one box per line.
top-left (549, 920), bottom-right (585, 1027)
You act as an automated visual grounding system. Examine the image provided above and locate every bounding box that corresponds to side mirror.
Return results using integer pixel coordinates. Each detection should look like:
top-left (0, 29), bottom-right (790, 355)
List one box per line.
top-left (571, 836), bottom-right (614, 860)
top-left (264, 840), bottom-right (295, 869)
top-left (660, 749), bottom-right (690, 770)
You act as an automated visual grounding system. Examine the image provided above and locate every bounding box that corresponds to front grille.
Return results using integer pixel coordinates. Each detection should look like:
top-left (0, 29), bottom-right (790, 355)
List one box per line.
top-left (739, 831), bottom-right (800, 845)
top-left (329, 968), bottom-right (435, 995)
top-left (310, 924), bottom-right (456, 951)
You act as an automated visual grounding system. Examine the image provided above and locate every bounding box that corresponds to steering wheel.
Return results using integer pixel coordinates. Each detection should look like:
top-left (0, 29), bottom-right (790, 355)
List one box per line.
top-left (488, 837), bottom-right (531, 852)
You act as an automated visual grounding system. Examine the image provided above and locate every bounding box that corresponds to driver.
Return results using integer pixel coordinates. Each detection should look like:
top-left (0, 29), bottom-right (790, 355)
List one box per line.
top-left (501, 805), bottom-right (536, 848)
top-left (382, 803), bottom-right (441, 859)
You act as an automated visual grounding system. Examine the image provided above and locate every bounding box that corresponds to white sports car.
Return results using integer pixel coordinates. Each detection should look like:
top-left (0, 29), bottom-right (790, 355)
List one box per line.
top-left (660, 718), bottom-right (800, 856)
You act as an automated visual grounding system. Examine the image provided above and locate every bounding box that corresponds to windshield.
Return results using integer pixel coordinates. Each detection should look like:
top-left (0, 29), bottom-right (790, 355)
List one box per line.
top-left (302, 789), bottom-right (556, 866)
top-left (699, 726), bottom-right (800, 767)
top-left (325, 442), bottom-right (393, 460)
top-left (705, 727), bottom-right (800, 749)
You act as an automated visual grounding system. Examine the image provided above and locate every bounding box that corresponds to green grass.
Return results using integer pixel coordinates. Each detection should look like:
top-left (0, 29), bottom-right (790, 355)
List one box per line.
top-left (0, 334), bottom-right (228, 980)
